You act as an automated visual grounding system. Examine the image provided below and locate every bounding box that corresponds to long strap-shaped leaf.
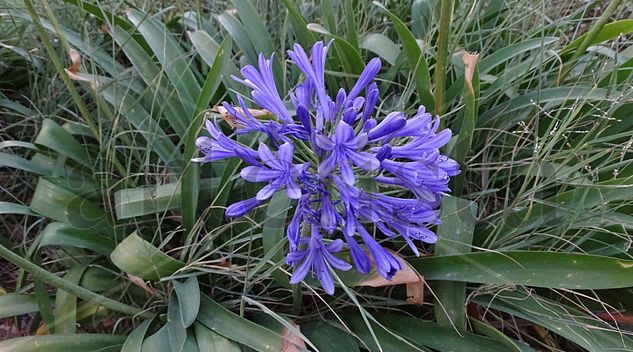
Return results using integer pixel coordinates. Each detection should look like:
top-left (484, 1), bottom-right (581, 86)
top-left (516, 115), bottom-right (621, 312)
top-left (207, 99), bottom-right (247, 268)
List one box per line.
top-left (196, 295), bottom-right (283, 351)
top-left (0, 334), bottom-right (126, 352)
top-left (411, 251), bottom-right (633, 289)
top-left (373, 1), bottom-right (433, 109)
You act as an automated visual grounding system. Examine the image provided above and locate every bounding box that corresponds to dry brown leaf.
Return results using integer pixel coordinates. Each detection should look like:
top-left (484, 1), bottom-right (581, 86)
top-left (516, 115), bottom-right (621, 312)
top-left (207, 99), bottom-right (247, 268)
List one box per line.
top-left (213, 106), bottom-right (273, 128)
top-left (68, 49), bottom-right (81, 73)
top-left (463, 52), bottom-right (479, 93)
top-left (65, 49), bottom-right (93, 83)
top-left (282, 322), bottom-right (307, 352)
top-left (127, 274), bottom-right (158, 297)
top-left (358, 251), bottom-right (425, 305)
top-left (35, 323), bottom-right (49, 335)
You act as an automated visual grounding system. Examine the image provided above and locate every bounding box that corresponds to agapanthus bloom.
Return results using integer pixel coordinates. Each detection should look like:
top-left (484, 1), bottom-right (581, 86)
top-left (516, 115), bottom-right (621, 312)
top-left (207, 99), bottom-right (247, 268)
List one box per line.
top-left (194, 41), bottom-right (459, 295)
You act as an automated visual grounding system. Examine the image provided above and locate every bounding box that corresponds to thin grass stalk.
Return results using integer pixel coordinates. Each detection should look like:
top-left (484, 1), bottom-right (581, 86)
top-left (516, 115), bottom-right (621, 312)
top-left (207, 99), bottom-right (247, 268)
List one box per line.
top-left (434, 0), bottom-right (453, 120)
top-left (23, 0), bottom-right (99, 140)
top-left (25, 0), bottom-right (128, 178)
top-left (561, 0), bottom-right (624, 80)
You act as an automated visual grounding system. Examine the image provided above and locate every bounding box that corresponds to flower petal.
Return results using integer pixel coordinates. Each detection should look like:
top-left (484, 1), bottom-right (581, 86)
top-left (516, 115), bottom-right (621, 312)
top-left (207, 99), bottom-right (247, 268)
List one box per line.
top-left (348, 151), bottom-right (380, 171)
top-left (334, 121), bottom-right (354, 143)
top-left (225, 197), bottom-right (260, 218)
top-left (318, 153), bottom-right (337, 177)
top-left (277, 142), bottom-right (294, 164)
top-left (240, 166), bottom-right (280, 182)
top-left (339, 158), bottom-right (355, 185)
top-left (285, 179), bottom-right (302, 199)
top-left (256, 182), bottom-right (278, 200)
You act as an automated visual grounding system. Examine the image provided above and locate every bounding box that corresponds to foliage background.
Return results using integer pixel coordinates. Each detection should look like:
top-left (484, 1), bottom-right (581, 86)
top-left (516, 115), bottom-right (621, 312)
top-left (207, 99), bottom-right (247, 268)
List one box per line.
top-left (1, 0), bottom-right (633, 351)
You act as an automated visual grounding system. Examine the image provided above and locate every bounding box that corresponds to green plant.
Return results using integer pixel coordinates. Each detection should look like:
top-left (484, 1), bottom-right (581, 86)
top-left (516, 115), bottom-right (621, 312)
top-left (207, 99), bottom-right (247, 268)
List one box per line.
top-left (1, 0), bottom-right (633, 350)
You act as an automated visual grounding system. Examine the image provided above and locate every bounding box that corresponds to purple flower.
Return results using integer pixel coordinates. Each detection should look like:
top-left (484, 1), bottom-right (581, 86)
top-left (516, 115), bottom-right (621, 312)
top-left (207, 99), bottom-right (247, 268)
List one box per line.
top-left (194, 41), bottom-right (460, 294)
top-left (316, 121), bottom-right (380, 185)
top-left (287, 225), bottom-right (352, 294)
top-left (194, 119), bottom-right (259, 165)
top-left (226, 197), bottom-right (260, 218)
top-left (232, 53), bottom-right (292, 123)
top-left (240, 142), bottom-right (304, 200)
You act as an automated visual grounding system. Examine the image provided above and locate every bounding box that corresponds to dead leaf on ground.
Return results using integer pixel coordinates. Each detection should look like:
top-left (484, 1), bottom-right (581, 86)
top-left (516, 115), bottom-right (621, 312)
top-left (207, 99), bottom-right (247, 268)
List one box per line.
top-left (358, 251), bottom-right (425, 305)
top-left (282, 322), bottom-right (307, 352)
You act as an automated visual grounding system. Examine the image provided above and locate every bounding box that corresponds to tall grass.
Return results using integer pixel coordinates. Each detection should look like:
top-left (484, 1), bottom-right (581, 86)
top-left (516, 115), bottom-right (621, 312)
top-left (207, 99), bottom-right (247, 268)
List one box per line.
top-left (1, 0), bottom-right (633, 350)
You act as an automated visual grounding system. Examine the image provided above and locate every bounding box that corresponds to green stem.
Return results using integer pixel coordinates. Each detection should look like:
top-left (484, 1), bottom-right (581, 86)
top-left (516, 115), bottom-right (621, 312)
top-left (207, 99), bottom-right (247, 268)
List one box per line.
top-left (26, 0), bottom-right (128, 179)
top-left (24, 0), bottom-right (100, 141)
top-left (434, 0), bottom-right (453, 120)
top-left (0, 243), bottom-right (153, 319)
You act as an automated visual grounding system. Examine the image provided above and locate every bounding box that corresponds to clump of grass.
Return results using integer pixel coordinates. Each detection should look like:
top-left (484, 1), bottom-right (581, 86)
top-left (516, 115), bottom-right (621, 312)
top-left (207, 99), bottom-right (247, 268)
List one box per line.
top-left (1, 0), bottom-right (633, 350)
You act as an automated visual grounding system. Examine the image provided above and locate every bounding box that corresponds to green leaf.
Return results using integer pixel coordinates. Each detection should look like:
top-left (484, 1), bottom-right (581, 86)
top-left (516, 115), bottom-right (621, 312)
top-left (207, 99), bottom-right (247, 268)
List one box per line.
top-left (302, 321), bottom-right (360, 352)
top-left (411, 251), bottom-right (633, 289)
top-left (96, 80), bottom-right (183, 171)
top-left (474, 290), bottom-right (633, 350)
top-left (450, 53), bottom-right (479, 191)
top-left (142, 325), bottom-right (171, 352)
top-left (490, 176), bottom-right (633, 240)
top-left (342, 0), bottom-right (358, 49)
top-left (126, 9), bottom-right (200, 114)
top-left (167, 294), bottom-right (187, 352)
top-left (30, 177), bottom-right (113, 236)
top-left (562, 19), bottom-right (633, 54)
top-left (480, 37), bottom-right (558, 74)
top-left (114, 178), bottom-right (217, 219)
top-left (373, 1), bottom-right (433, 109)
top-left (0, 201), bottom-right (36, 216)
top-left (110, 232), bottom-right (184, 281)
top-left (54, 264), bottom-right (88, 334)
top-left (110, 25), bottom-right (189, 136)
top-left (0, 243), bottom-right (150, 319)
top-left (188, 30), bottom-right (247, 97)
top-left (216, 12), bottom-right (258, 65)
top-left (0, 293), bottom-right (39, 319)
top-left (375, 315), bottom-right (509, 352)
top-left (232, 0), bottom-right (274, 56)
top-left (341, 314), bottom-right (428, 352)
top-left (38, 222), bottom-right (115, 255)
top-left (196, 295), bottom-right (283, 352)
top-left (434, 197), bottom-right (477, 328)
top-left (34, 119), bottom-right (92, 166)
top-left (307, 23), bottom-right (364, 74)
top-left (194, 323), bottom-right (242, 352)
top-left (173, 276), bottom-right (200, 327)
top-left (0, 152), bottom-right (53, 175)
top-left (361, 33), bottom-right (400, 65)
top-left (183, 37), bottom-right (231, 233)
top-left (0, 334), bottom-right (126, 352)
top-left (279, 0), bottom-right (316, 49)
top-left (121, 318), bottom-right (154, 352)
top-left (262, 191), bottom-right (293, 287)
top-left (469, 319), bottom-right (536, 352)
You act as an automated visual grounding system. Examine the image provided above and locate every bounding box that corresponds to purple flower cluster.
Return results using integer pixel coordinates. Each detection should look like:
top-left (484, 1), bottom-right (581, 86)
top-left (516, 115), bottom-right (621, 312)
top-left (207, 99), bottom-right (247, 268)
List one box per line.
top-left (194, 42), bottom-right (459, 294)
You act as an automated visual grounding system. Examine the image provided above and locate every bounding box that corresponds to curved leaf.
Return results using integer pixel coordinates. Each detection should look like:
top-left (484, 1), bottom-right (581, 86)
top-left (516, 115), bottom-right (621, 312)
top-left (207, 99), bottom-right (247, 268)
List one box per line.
top-left (110, 232), bottom-right (184, 281)
top-left (196, 295), bottom-right (283, 352)
top-left (0, 334), bottom-right (126, 352)
top-left (411, 251), bottom-right (633, 289)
